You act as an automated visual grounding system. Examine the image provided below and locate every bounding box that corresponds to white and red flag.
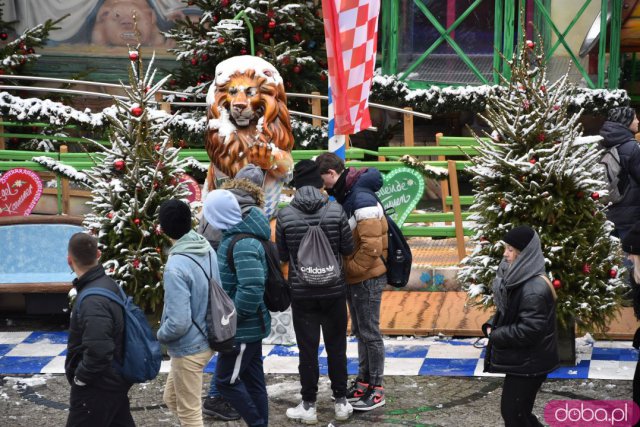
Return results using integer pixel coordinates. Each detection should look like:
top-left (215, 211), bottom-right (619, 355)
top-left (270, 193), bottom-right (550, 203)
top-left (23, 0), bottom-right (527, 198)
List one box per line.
top-left (322, 0), bottom-right (380, 135)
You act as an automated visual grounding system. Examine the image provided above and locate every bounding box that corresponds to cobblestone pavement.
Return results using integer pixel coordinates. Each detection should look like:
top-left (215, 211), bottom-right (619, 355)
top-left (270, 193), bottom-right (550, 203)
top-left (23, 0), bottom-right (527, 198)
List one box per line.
top-left (0, 373), bottom-right (632, 426)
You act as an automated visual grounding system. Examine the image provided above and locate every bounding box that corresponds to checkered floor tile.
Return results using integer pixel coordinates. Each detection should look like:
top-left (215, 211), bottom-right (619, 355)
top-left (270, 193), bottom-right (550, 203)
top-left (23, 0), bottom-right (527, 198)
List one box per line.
top-left (0, 332), bottom-right (636, 380)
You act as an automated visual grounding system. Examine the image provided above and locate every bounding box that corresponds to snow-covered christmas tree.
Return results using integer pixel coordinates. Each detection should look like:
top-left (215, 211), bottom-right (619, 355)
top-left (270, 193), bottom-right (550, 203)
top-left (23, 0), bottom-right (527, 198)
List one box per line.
top-left (82, 47), bottom-right (191, 313)
top-left (458, 35), bottom-right (625, 332)
top-left (164, 0), bottom-right (326, 99)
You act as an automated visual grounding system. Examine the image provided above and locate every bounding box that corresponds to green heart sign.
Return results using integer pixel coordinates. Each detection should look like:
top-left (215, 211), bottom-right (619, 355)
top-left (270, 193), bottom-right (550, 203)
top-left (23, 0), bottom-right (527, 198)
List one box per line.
top-left (376, 167), bottom-right (425, 227)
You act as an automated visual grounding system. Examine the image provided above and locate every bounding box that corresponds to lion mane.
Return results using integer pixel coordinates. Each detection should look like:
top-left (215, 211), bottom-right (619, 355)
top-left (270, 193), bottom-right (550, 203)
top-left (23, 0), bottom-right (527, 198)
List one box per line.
top-left (205, 68), bottom-right (294, 190)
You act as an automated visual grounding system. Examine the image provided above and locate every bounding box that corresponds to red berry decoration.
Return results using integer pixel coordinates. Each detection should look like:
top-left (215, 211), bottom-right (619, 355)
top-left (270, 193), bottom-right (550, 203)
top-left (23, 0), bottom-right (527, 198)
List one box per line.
top-left (538, 133), bottom-right (545, 142)
top-left (240, 48), bottom-right (248, 55)
top-left (552, 279), bottom-right (561, 289)
top-left (190, 58), bottom-right (198, 66)
top-left (526, 40), bottom-right (535, 49)
top-left (221, 0), bottom-right (229, 6)
top-left (263, 32), bottom-right (271, 40)
top-left (255, 26), bottom-right (264, 34)
top-left (591, 192), bottom-right (600, 200)
top-left (114, 159), bottom-right (125, 171)
top-left (217, 37), bottom-right (224, 44)
top-left (128, 51), bottom-right (139, 61)
top-left (540, 85), bottom-right (546, 92)
top-left (529, 158), bottom-right (537, 164)
top-left (133, 259), bottom-right (141, 269)
top-left (553, 105), bottom-right (560, 111)
top-left (293, 65), bottom-right (302, 73)
top-left (131, 106), bottom-right (143, 117)
top-left (610, 269), bottom-right (617, 278)
top-left (268, 19), bottom-right (276, 29)
top-left (293, 33), bottom-right (302, 43)
top-left (201, 53), bottom-right (209, 61)
top-left (0, 32), bottom-right (7, 40)
top-left (582, 264), bottom-right (591, 274)
top-left (267, 10), bottom-right (275, 18)
top-left (134, 218), bottom-right (141, 225)
top-left (107, 212), bottom-right (114, 219)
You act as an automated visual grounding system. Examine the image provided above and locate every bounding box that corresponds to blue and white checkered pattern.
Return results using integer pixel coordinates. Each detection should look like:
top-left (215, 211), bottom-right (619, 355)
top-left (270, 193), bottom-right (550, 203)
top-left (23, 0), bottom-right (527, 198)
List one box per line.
top-left (0, 331), bottom-right (636, 380)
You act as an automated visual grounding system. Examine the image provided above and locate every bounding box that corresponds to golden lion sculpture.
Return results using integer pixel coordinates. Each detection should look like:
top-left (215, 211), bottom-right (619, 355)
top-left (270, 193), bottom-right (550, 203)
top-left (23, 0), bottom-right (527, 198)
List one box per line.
top-left (205, 56), bottom-right (294, 191)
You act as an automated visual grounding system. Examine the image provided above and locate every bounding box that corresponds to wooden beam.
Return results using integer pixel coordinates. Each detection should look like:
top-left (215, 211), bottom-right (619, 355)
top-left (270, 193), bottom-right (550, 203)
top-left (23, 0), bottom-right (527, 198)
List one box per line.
top-left (311, 91), bottom-right (322, 128)
top-left (0, 282), bottom-right (72, 293)
top-left (60, 145), bottom-right (70, 215)
top-left (403, 107), bottom-right (414, 146)
top-left (448, 160), bottom-right (466, 261)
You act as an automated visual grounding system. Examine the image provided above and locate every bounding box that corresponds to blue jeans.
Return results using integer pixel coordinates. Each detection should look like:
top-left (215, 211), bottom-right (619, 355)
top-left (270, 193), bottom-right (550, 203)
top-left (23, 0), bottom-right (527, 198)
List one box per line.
top-left (347, 274), bottom-right (386, 386)
top-left (207, 372), bottom-right (220, 397)
top-left (215, 341), bottom-right (268, 427)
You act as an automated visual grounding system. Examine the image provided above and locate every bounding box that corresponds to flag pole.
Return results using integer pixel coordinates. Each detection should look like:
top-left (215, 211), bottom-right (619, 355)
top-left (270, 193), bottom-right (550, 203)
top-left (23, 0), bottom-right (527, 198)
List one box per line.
top-left (327, 82), bottom-right (346, 160)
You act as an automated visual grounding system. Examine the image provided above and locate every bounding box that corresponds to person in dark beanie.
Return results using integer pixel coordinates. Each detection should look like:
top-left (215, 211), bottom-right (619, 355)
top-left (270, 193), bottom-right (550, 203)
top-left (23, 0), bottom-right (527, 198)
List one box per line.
top-left (65, 232), bottom-right (134, 427)
top-left (276, 160), bottom-right (354, 423)
top-left (600, 106), bottom-right (640, 239)
top-left (158, 199), bottom-right (219, 427)
top-left (482, 225), bottom-right (558, 427)
top-left (621, 222), bottom-right (640, 427)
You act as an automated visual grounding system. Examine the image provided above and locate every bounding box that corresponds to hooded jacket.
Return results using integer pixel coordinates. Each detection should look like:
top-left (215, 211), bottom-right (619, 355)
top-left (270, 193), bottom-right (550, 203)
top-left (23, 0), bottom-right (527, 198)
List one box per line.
top-left (158, 230), bottom-right (218, 358)
top-left (197, 179), bottom-right (265, 249)
top-left (65, 265), bottom-right (130, 391)
top-left (483, 232), bottom-right (559, 376)
top-left (276, 186), bottom-right (354, 300)
top-left (329, 167), bottom-right (388, 284)
top-left (217, 207), bottom-right (271, 343)
top-left (600, 120), bottom-right (640, 229)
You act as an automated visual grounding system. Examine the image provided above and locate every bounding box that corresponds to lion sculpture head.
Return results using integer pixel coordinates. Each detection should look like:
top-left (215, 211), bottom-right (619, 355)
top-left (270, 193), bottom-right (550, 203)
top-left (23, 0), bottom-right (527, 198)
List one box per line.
top-left (205, 56), bottom-right (294, 190)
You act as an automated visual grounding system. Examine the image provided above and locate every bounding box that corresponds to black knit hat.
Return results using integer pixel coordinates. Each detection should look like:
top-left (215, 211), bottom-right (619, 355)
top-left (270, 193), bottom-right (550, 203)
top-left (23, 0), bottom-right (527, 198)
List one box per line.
top-left (158, 199), bottom-right (192, 239)
top-left (292, 159), bottom-right (323, 189)
top-left (607, 106), bottom-right (636, 127)
top-left (502, 225), bottom-right (535, 252)
top-left (622, 222), bottom-right (640, 255)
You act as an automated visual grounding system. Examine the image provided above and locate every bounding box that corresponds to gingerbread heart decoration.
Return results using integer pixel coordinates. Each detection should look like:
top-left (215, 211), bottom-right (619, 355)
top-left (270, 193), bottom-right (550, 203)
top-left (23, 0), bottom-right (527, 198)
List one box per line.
top-left (376, 167), bottom-right (424, 227)
top-left (0, 168), bottom-right (43, 217)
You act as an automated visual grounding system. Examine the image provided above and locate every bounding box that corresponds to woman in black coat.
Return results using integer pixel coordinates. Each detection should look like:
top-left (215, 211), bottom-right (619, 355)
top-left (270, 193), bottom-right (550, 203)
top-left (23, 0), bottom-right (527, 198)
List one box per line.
top-left (621, 222), bottom-right (640, 427)
top-left (483, 226), bottom-right (559, 427)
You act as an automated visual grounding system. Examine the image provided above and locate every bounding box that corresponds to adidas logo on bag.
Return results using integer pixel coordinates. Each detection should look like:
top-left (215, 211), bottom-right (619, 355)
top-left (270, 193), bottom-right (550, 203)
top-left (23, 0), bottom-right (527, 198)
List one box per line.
top-left (300, 265), bottom-right (335, 274)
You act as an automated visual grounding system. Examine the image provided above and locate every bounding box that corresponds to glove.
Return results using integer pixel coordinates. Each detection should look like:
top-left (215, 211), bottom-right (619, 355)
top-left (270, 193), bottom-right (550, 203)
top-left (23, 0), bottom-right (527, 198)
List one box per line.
top-left (633, 327), bottom-right (640, 350)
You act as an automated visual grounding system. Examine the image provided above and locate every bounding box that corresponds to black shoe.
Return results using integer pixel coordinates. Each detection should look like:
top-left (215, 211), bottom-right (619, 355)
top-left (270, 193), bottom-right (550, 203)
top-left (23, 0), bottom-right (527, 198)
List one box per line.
top-left (346, 378), bottom-right (369, 403)
top-left (352, 385), bottom-right (385, 411)
top-left (202, 395), bottom-right (241, 421)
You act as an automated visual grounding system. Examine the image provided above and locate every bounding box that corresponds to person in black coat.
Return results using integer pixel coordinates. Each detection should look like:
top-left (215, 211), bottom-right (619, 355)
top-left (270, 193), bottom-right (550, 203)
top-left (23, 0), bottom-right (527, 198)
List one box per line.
top-left (621, 222), bottom-right (640, 427)
top-left (600, 106), bottom-right (640, 239)
top-left (276, 160), bottom-right (355, 424)
top-left (482, 226), bottom-right (559, 427)
top-left (65, 233), bottom-right (134, 427)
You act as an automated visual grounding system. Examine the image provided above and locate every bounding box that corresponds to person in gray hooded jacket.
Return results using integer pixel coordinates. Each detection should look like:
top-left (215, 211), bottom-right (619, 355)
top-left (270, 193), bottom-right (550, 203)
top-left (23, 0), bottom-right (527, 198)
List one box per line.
top-left (482, 225), bottom-right (558, 427)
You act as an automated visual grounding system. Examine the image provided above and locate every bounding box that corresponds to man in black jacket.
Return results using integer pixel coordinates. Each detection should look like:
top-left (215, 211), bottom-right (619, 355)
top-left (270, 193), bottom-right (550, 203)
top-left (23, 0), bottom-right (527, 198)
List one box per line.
top-left (276, 160), bottom-right (355, 423)
top-left (65, 233), bottom-right (134, 427)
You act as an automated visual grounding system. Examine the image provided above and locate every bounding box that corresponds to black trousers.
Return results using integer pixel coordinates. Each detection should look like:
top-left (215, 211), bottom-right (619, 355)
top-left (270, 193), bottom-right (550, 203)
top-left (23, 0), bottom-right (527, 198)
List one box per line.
top-left (501, 374), bottom-right (546, 427)
top-left (66, 384), bottom-right (135, 427)
top-left (291, 294), bottom-right (348, 402)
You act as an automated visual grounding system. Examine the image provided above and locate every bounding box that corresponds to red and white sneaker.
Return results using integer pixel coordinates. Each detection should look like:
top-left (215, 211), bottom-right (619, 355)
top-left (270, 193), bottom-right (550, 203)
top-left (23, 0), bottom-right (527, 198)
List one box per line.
top-left (352, 385), bottom-right (385, 411)
top-left (346, 379), bottom-right (369, 403)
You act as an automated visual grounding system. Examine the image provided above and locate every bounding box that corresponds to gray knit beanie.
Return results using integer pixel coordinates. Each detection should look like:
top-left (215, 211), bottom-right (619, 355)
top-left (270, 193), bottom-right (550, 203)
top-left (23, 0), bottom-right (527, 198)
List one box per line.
top-left (607, 107), bottom-right (636, 127)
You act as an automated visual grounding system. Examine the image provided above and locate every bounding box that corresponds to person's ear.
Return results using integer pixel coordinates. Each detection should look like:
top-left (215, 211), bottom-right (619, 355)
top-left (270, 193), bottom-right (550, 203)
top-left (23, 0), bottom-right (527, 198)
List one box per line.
top-left (96, 249), bottom-right (102, 262)
top-left (67, 255), bottom-right (75, 273)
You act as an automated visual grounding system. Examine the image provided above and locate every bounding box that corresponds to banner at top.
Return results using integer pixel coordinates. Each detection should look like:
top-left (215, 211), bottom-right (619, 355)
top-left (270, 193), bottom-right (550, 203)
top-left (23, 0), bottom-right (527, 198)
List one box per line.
top-left (322, 0), bottom-right (380, 135)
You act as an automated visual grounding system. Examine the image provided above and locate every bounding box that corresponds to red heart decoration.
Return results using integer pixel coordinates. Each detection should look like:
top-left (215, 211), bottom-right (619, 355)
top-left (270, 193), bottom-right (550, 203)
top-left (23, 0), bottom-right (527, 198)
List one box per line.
top-left (178, 174), bottom-right (201, 204)
top-left (0, 168), bottom-right (43, 216)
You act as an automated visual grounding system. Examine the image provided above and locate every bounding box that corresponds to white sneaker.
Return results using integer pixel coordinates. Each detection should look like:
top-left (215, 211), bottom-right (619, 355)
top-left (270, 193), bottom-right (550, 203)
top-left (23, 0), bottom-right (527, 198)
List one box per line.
top-left (334, 400), bottom-right (353, 421)
top-left (286, 401), bottom-right (318, 424)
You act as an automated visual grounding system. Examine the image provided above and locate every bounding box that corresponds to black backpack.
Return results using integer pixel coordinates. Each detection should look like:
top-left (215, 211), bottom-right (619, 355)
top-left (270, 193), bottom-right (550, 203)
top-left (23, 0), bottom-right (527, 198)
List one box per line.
top-left (361, 189), bottom-right (413, 288)
top-left (599, 145), bottom-right (629, 204)
top-left (227, 233), bottom-right (292, 312)
top-left (290, 205), bottom-right (342, 286)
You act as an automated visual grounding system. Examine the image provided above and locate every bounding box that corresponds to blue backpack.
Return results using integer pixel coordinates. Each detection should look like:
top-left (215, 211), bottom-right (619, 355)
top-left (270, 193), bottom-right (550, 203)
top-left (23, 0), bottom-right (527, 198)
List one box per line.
top-left (77, 287), bottom-right (162, 383)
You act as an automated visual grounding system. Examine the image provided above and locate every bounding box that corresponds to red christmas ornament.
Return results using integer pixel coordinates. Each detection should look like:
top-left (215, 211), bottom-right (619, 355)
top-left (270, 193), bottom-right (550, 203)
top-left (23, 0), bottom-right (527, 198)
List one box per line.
top-left (201, 53), bottom-right (209, 61)
top-left (538, 133), bottom-right (545, 142)
top-left (190, 57), bottom-right (198, 66)
top-left (133, 259), bottom-right (140, 269)
top-left (267, 10), bottom-right (275, 18)
top-left (240, 48), bottom-right (248, 55)
top-left (293, 33), bottom-right (302, 43)
top-left (221, 0), bottom-right (229, 6)
top-left (27, 47), bottom-right (35, 54)
top-left (529, 158), bottom-right (537, 164)
top-left (114, 159), bottom-right (125, 171)
top-left (552, 279), bottom-right (561, 289)
top-left (591, 192), bottom-right (600, 200)
top-left (169, 79), bottom-right (177, 86)
top-left (217, 37), bottom-right (225, 44)
top-left (0, 32), bottom-right (7, 40)
top-left (526, 40), bottom-right (535, 49)
top-left (128, 51), bottom-right (139, 61)
top-left (254, 26), bottom-right (264, 34)
top-left (610, 269), bottom-right (617, 278)
top-left (499, 199), bottom-right (507, 209)
top-left (553, 105), bottom-right (560, 111)
top-left (281, 56), bottom-right (290, 65)
top-left (582, 264), bottom-right (591, 274)
top-left (293, 65), bottom-right (302, 73)
top-left (131, 106), bottom-right (143, 117)
top-left (107, 212), bottom-right (114, 219)
top-left (576, 191), bottom-right (585, 199)
top-left (133, 218), bottom-right (141, 225)
top-left (263, 32), bottom-right (271, 40)
top-left (268, 20), bottom-right (276, 29)
top-left (540, 85), bottom-right (546, 92)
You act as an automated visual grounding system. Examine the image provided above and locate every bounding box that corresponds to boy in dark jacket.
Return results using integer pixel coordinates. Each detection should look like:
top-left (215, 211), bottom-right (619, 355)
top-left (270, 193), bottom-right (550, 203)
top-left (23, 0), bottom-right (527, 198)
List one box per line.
top-left (276, 160), bottom-right (354, 423)
top-left (600, 106), bottom-right (640, 239)
top-left (315, 152), bottom-right (389, 411)
top-left (65, 232), bottom-right (134, 427)
top-left (203, 189), bottom-right (271, 427)
top-left (483, 226), bottom-right (558, 427)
